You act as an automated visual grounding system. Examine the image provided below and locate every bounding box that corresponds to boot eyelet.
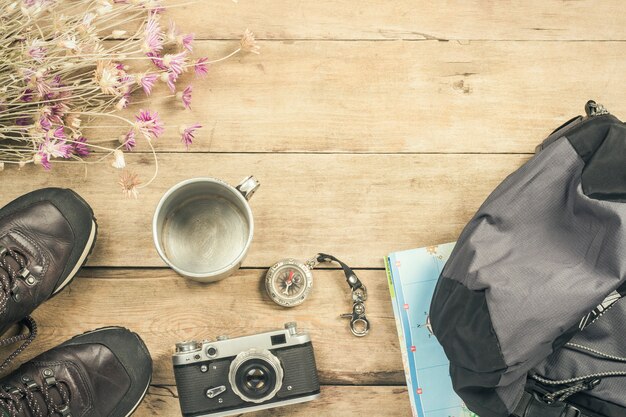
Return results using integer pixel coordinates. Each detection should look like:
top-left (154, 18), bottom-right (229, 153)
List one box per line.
top-left (11, 284), bottom-right (21, 302)
top-left (58, 405), bottom-right (71, 416)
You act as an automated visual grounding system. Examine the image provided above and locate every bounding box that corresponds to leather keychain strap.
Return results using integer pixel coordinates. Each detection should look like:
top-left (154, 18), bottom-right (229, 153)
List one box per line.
top-left (316, 253), bottom-right (364, 291)
top-left (316, 253), bottom-right (370, 337)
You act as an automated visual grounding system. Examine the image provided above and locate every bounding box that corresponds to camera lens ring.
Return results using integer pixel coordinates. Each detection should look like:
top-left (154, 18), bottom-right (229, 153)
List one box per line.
top-left (228, 348), bottom-right (284, 404)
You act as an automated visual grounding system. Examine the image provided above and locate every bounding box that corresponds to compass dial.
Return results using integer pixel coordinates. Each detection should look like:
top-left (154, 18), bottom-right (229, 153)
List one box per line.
top-left (265, 260), bottom-right (313, 307)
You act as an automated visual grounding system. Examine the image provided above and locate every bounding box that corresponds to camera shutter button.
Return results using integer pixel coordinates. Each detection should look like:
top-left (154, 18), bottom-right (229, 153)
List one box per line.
top-left (176, 341), bottom-right (201, 353)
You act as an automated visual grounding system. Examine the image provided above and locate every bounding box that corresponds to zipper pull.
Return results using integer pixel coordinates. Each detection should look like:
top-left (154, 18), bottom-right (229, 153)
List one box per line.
top-left (585, 100), bottom-right (610, 117)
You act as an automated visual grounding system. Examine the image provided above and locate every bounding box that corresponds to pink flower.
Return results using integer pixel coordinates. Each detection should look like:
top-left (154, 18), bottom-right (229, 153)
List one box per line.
top-left (194, 57), bottom-right (209, 77)
top-left (140, 73), bottom-right (158, 95)
top-left (135, 110), bottom-right (164, 140)
top-left (39, 117), bottom-right (51, 131)
top-left (72, 136), bottom-right (90, 157)
top-left (162, 51), bottom-right (187, 76)
top-left (142, 13), bottom-right (163, 54)
top-left (41, 102), bottom-right (68, 124)
top-left (180, 85), bottom-right (192, 109)
top-left (20, 89), bottom-right (34, 102)
top-left (180, 123), bottom-right (201, 149)
top-left (123, 130), bottom-right (136, 151)
top-left (116, 95), bottom-right (131, 110)
top-left (27, 42), bottom-right (46, 63)
top-left (166, 72), bottom-right (177, 93)
top-left (181, 33), bottom-right (194, 52)
top-left (50, 126), bottom-right (66, 140)
top-left (36, 153), bottom-right (51, 170)
top-left (147, 52), bottom-right (166, 70)
top-left (37, 131), bottom-right (72, 170)
top-left (15, 117), bottom-right (32, 126)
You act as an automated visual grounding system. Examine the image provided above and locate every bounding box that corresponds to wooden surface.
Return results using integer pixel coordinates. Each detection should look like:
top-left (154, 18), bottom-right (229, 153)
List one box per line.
top-left (2, 1), bottom-right (625, 416)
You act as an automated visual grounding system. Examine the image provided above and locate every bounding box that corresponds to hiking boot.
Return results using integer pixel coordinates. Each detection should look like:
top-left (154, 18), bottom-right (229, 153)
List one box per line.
top-left (0, 188), bottom-right (97, 368)
top-left (0, 327), bottom-right (152, 417)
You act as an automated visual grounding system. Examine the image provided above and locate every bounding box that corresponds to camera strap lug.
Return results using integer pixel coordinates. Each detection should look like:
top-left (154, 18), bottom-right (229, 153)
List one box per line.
top-left (316, 253), bottom-right (370, 337)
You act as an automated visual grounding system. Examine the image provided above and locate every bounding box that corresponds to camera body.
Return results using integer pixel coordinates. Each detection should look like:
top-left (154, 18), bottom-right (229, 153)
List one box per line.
top-left (172, 322), bottom-right (320, 417)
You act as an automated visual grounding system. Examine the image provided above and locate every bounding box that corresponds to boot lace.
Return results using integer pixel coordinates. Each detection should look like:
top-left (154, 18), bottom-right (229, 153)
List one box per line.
top-left (0, 248), bottom-right (38, 372)
top-left (0, 371), bottom-right (71, 417)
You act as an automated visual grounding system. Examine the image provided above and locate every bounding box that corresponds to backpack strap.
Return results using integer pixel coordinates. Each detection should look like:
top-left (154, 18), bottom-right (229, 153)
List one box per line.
top-left (513, 391), bottom-right (592, 417)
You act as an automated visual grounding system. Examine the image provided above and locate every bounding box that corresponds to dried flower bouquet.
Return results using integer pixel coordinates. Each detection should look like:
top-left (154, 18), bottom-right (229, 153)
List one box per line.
top-left (0, 0), bottom-right (259, 197)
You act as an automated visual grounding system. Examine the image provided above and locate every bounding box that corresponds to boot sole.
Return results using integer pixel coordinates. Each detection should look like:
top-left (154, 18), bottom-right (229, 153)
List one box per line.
top-left (51, 217), bottom-right (98, 296)
top-left (124, 377), bottom-right (152, 417)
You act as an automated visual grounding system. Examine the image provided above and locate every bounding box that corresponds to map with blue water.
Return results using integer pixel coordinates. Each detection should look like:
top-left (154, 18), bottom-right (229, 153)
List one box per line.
top-left (386, 243), bottom-right (478, 417)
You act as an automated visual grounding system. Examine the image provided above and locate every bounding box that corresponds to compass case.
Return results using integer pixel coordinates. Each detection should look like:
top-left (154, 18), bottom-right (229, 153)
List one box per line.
top-left (428, 104), bottom-right (626, 417)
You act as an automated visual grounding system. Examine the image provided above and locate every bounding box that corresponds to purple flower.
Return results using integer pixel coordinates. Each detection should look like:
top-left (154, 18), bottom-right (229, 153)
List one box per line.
top-left (162, 51), bottom-right (187, 76)
top-left (37, 131), bottom-right (72, 170)
top-left (41, 102), bottom-right (68, 124)
top-left (194, 57), bottom-right (209, 77)
top-left (166, 72), bottom-right (178, 93)
top-left (27, 42), bottom-right (46, 63)
top-left (147, 52), bottom-right (166, 70)
top-left (142, 13), bottom-right (163, 54)
top-left (180, 123), bottom-right (201, 149)
top-left (37, 153), bottom-right (51, 170)
top-left (140, 73), bottom-right (158, 95)
top-left (39, 117), bottom-right (51, 131)
top-left (181, 85), bottom-right (192, 109)
top-left (15, 117), bottom-right (33, 126)
top-left (20, 89), bottom-right (34, 102)
top-left (72, 136), bottom-right (90, 157)
top-left (51, 126), bottom-right (66, 140)
top-left (182, 33), bottom-right (194, 52)
top-left (135, 110), bottom-right (164, 140)
top-left (116, 95), bottom-right (130, 110)
top-left (123, 130), bottom-right (136, 151)
top-left (49, 75), bottom-right (64, 89)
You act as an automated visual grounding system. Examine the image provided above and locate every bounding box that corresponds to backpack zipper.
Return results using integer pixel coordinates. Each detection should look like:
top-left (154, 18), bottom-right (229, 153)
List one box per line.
top-left (585, 100), bottom-right (610, 117)
top-left (535, 100), bottom-right (611, 153)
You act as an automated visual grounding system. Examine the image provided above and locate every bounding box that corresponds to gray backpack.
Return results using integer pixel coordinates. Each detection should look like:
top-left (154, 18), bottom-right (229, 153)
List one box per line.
top-left (430, 101), bottom-right (626, 417)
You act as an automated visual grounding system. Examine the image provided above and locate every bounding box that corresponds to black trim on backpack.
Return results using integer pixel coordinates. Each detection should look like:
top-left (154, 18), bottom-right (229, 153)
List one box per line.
top-left (566, 115), bottom-right (626, 202)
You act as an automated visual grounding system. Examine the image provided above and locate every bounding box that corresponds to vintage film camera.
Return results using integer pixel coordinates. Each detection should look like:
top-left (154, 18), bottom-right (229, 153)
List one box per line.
top-left (172, 322), bottom-right (320, 417)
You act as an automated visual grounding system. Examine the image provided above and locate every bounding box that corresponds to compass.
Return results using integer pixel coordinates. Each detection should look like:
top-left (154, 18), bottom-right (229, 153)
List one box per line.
top-left (265, 259), bottom-right (314, 307)
top-left (265, 254), bottom-right (370, 336)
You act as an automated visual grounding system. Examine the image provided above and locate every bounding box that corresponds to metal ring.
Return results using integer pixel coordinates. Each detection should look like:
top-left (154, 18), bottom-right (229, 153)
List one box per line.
top-left (351, 318), bottom-right (370, 337)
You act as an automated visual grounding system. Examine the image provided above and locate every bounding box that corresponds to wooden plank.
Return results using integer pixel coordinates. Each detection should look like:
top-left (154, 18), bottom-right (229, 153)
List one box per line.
top-left (165, 1), bottom-right (626, 41)
top-left (0, 153), bottom-right (529, 267)
top-left (22, 269), bottom-right (404, 385)
top-left (88, 40), bottom-right (626, 154)
top-left (136, 385), bottom-right (411, 416)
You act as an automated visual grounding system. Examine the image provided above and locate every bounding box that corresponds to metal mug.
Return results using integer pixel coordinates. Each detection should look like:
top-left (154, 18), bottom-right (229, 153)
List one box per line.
top-left (153, 176), bottom-right (260, 282)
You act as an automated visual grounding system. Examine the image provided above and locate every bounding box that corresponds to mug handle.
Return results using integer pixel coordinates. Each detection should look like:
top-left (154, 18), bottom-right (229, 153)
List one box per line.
top-left (236, 176), bottom-right (260, 201)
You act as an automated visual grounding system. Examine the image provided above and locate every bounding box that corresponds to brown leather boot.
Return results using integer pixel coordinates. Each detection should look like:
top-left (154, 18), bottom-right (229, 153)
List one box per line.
top-left (0, 327), bottom-right (152, 417)
top-left (0, 188), bottom-right (97, 369)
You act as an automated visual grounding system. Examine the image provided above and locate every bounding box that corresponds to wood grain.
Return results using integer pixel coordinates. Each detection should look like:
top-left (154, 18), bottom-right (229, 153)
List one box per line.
top-left (165, 1), bottom-right (626, 41)
top-left (0, 153), bottom-right (528, 268)
top-left (135, 385), bottom-right (411, 417)
top-left (20, 268), bottom-right (404, 386)
top-left (88, 40), bottom-right (626, 154)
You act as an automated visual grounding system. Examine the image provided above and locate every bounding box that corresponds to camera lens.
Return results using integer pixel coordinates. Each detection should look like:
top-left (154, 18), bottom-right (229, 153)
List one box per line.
top-left (229, 349), bottom-right (284, 404)
top-left (236, 359), bottom-right (275, 399)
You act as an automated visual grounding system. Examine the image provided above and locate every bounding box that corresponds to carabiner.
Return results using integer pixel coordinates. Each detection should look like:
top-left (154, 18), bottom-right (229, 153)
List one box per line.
top-left (341, 285), bottom-right (370, 337)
